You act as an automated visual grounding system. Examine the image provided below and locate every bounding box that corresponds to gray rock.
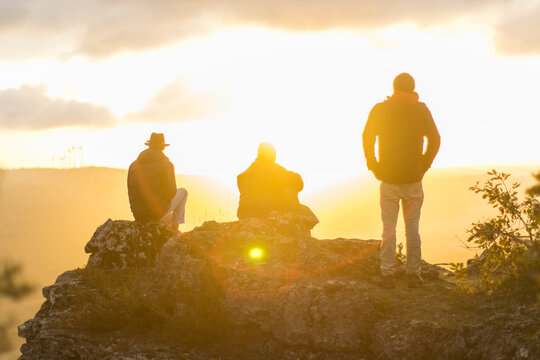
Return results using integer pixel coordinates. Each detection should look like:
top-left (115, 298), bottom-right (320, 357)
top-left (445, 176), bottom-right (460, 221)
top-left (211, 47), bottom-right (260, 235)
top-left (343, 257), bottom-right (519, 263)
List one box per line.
top-left (85, 219), bottom-right (173, 269)
top-left (18, 215), bottom-right (540, 360)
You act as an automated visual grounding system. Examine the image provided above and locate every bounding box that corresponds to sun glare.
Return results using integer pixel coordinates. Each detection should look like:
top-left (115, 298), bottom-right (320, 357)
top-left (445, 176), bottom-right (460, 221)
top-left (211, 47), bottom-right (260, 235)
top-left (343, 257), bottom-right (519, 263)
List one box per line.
top-left (249, 247), bottom-right (265, 260)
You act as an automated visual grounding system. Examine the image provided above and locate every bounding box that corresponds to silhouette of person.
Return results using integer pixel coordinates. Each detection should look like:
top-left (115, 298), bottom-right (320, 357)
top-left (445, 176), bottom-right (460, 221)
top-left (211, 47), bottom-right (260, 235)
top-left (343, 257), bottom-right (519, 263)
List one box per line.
top-left (128, 133), bottom-right (188, 231)
top-left (362, 73), bottom-right (440, 288)
top-left (237, 142), bottom-right (318, 226)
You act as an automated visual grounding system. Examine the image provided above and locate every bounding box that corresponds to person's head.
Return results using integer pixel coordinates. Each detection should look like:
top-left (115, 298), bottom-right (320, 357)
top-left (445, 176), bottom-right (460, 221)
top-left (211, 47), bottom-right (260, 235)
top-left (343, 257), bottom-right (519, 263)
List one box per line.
top-left (145, 133), bottom-right (170, 150)
top-left (257, 142), bottom-right (276, 163)
top-left (393, 73), bottom-right (415, 93)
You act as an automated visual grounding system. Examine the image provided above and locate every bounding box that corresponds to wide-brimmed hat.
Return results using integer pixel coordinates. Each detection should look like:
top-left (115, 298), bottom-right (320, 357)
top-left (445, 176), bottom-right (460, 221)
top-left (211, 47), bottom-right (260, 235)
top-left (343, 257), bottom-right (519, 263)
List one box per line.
top-left (145, 133), bottom-right (170, 147)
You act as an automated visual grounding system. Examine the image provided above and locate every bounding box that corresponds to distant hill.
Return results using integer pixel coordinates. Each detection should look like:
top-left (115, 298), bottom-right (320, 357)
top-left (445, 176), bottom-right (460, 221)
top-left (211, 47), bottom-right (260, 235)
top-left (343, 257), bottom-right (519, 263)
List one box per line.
top-left (0, 167), bottom-right (237, 288)
top-left (1, 165), bottom-right (539, 289)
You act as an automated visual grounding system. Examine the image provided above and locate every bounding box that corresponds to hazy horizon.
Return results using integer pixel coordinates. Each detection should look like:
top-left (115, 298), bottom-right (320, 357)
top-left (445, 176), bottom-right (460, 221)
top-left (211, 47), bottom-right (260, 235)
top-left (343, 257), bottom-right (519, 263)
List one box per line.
top-left (2, 164), bottom-right (538, 280)
top-left (3, 162), bottom-right (539, 194)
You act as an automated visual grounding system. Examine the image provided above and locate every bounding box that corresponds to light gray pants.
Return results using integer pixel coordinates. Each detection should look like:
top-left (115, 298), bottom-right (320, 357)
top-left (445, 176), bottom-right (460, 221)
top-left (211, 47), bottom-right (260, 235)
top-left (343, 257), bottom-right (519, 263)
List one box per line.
top-left (161, 188), bottom-right (188, 226)
top-left (380, 181), bottom-right (424, 276)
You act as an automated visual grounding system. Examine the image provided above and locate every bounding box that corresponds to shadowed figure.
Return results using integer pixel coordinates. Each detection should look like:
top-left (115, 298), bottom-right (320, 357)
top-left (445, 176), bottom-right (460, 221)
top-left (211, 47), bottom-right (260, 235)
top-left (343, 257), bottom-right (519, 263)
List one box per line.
top-left (237, 143), bottom-right (318, 226)
top-left (127, 133), bottom-right (188, 231)
top-left (362, 73), bottom-right (440, 288)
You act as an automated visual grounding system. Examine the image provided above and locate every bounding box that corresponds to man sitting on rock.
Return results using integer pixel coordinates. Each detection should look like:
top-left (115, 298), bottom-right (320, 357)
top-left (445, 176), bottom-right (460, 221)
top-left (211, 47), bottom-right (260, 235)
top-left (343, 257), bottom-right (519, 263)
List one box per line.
top-left (128, 133), bottom-right (188, 231)
top-left (237, 142), bottom-right (318, 228)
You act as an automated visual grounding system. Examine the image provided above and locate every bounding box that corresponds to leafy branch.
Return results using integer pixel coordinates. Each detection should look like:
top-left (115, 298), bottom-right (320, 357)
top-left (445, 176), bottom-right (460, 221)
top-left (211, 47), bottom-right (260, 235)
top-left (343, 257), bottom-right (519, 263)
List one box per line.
top-left (453, 170), bottom-right (539, 299)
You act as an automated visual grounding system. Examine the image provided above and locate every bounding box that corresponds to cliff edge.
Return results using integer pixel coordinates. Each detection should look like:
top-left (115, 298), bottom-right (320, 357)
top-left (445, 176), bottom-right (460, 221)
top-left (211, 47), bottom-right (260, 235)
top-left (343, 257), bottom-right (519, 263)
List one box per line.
top-left (18, 214), bottom-right (540, 359)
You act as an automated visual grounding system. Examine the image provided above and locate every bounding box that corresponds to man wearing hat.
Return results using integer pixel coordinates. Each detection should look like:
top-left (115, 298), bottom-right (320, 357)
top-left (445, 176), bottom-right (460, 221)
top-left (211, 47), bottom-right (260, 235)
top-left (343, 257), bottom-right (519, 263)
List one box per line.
top-left (362, 73), bottom-right (440, 288)
top-left (127, 133), bottom-right (188, 230)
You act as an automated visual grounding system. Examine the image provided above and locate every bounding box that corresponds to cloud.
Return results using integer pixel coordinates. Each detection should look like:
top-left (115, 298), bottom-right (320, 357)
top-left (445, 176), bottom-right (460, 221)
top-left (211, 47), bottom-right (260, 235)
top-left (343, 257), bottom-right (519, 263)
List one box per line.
top-left (128, 77), bottom-right (225, 122)
top-left (0, 0), bottom-right (507, 58)
top-left (225, 0), bottom-right (503, 30)
top-left (71, 1), bottom-right (211, 58)
top-left (0, 1), bottom-right (27, 31)
top-left (494, 3), bottom-right (540, 55)
top-left (0, 84), bottom-right (116, 130)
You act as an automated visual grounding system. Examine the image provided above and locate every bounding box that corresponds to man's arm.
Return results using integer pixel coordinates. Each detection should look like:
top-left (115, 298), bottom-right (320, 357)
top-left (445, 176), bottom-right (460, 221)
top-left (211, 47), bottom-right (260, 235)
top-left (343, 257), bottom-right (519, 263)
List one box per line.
top-left (422, 107), bottom-right (441, 171)
top-left (165, 161), bottom-right (177, 200)
top-left (237, 172), bottom-right (247, 194)
top-left (288, 171), bottom-right (304, 193)
top-left (362, 107), bottom-right (379, 171)
top-left (127, 163), bottom-right (136, 203)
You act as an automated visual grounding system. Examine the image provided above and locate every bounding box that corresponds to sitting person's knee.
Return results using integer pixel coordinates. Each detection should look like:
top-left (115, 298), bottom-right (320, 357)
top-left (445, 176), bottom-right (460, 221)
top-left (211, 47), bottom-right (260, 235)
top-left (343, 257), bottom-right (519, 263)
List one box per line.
top-left (177, 188), bottom-right (188, 197)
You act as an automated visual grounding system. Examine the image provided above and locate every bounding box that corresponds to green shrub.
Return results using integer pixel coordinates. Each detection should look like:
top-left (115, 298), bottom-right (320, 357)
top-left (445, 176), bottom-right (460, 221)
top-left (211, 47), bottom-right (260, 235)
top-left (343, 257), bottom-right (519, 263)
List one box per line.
top-left (0, 262), bottom-right (34, 300)
top-left (527, 172), bottom-right (540, 224)
top-left (0, 261), bottom-right (34, 353)
top-left (452, 170), bottom-right (540, 301)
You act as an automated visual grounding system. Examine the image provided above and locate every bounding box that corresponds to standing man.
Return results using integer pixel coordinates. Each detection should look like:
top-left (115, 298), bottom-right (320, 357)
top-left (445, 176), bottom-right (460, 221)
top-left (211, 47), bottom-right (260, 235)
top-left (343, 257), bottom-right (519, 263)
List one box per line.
top-left (128, 133), bottom-right (188, 231)
top-left (362, 73), bottom-right (440, 288)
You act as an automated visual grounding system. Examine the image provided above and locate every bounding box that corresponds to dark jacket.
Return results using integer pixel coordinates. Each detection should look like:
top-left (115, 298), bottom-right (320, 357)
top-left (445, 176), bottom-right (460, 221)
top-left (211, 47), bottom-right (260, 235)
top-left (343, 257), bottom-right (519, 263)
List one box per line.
top-left (362, 92), bottom-right (441, 184)
top-left (237, 159), bottom-right (304, 219)
top-left (127, 148), bottom-right (177, 221)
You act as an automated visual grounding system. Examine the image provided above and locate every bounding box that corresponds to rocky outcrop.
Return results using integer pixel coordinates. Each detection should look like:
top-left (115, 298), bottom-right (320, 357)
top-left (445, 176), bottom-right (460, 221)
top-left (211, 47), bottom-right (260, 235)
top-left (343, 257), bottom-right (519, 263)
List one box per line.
top-left (85, 219), bottom-right (173, 269)
top-left (18, 215), bottom-right (540, 360)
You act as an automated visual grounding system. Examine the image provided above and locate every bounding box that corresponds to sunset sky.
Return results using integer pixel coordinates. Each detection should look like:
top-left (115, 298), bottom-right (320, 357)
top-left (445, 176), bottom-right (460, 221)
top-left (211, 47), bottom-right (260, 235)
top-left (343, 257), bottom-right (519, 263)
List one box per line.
top-left (0, 0), bottom-right (539, 191)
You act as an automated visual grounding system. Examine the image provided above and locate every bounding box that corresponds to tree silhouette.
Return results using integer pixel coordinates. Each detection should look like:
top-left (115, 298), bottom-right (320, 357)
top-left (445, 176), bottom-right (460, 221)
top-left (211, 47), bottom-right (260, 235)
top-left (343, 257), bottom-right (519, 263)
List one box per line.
top-left (527, 172), bottom-right (540, 223)
top-left (0, 169), bottom-right (34, 353)
top-left (0, 262), bottom-right (34, 300)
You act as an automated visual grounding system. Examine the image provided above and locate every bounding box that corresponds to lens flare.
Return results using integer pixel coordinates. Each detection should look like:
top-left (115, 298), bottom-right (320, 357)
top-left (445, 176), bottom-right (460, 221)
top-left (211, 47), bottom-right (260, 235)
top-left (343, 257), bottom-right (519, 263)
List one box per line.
top-left (249, 247), bottom-right (264, 260)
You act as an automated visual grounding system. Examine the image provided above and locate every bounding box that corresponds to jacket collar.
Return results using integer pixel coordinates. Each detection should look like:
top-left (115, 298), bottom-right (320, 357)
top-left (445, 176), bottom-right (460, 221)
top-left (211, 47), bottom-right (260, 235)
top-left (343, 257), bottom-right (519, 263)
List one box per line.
top-left (387, 91), bottom-right (419, 103)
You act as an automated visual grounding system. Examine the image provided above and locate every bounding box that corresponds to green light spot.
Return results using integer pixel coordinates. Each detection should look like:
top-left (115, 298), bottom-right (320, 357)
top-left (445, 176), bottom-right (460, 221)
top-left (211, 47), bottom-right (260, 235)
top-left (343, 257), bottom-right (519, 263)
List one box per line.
top-left (249, 247), bottom-right (264, 260)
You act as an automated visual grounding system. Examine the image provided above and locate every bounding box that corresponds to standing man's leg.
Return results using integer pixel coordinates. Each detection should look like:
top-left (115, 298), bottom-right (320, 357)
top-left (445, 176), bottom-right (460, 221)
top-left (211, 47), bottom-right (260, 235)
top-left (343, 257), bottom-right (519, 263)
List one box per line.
top-left (401, 182), bottom-right (424, 282)
top-left (380, 183), bottom-right (400, 277)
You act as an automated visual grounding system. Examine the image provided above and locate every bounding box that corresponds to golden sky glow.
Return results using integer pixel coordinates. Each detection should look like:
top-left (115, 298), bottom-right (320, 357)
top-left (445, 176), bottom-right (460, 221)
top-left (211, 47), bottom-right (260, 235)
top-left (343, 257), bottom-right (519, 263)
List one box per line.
top-left (0, 2), bottom-right (539, 191)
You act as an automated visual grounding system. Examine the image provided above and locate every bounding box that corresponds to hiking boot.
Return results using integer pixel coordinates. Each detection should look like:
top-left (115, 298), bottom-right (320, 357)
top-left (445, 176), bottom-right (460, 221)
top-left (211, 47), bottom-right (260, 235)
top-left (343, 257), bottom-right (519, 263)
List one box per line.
top-left (407, 274), bottom-right (423, 288)
top-left (378, 274), bottom-right (395, 289)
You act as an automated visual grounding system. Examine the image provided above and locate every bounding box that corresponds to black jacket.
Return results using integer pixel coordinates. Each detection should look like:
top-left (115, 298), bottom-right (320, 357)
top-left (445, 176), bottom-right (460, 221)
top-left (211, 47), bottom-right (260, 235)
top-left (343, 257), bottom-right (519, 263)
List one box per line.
top-left (362, 93), bottom-right (441, 184)
top-left (237, 159), bottom-right (304, 219)
top-left (127, 148), bottom-right (177, 221)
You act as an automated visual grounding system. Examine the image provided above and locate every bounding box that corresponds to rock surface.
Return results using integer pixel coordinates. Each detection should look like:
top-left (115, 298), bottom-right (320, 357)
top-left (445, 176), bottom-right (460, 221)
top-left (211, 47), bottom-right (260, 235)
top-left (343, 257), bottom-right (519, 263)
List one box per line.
top-left (85, 219), bottom-right (174, 269)
top-left (18, 215), bottom-right (540, 359)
